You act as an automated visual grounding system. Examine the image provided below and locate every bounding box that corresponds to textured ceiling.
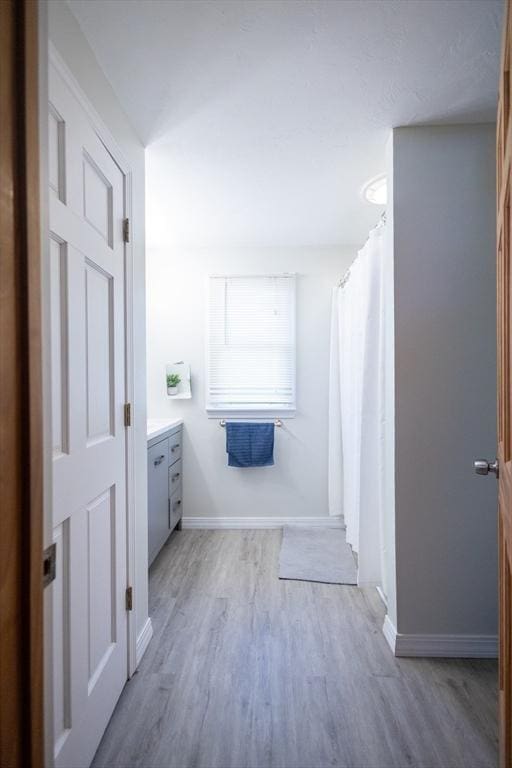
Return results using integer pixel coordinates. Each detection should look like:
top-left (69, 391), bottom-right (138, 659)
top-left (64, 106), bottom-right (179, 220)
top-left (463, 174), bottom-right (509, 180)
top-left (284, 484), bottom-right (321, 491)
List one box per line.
top-left (67, 0), bottom-right (503, 248)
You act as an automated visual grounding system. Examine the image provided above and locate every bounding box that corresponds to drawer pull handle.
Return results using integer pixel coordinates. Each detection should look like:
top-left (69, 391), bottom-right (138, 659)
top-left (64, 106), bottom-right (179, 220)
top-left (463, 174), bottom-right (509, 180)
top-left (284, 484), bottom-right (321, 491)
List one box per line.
top-left (172, 472), bottom-right (180, 481)
top-left (173, 500), bottom-right (182, 510)
top-left (154, 455), bottom-right (165, 466)
top-left (171, 444), bottom-right (180, 451)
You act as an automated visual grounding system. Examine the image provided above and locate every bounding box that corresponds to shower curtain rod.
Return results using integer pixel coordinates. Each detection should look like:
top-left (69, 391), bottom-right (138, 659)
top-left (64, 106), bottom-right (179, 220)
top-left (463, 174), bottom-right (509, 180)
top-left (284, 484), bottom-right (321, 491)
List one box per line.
top-left (337, 210), bottom-right (386, 288)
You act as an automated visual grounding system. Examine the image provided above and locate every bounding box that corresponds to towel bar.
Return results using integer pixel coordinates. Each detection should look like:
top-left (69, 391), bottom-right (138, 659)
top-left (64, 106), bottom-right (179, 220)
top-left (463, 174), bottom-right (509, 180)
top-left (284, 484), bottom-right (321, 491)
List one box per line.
top-left (219, 419), bottom-right (283, 428)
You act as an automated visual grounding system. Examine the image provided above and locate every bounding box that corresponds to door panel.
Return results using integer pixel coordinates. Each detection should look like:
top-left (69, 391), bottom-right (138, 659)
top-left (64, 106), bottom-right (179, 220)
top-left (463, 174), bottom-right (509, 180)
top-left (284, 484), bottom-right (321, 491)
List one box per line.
top-left (52, 519), bottom-right (70, 753)
top-left (85, 260), bottom-right (114, 443)
top-left (49, 62), bottom-right (128, 768)
top-left (87, 487), bottom-right (116, 683)
top-left (82, 151), bottom-right (113, 245)
top-left (49, 235), bottom-right (68, 457)
top-left (49, 103), bottom-right (66, 203)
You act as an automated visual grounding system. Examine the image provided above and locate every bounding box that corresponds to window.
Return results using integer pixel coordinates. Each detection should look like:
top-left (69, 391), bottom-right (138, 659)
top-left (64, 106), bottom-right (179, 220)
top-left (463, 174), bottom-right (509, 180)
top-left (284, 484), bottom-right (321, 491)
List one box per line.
top-left (207, 274), bottom-right (296, 416)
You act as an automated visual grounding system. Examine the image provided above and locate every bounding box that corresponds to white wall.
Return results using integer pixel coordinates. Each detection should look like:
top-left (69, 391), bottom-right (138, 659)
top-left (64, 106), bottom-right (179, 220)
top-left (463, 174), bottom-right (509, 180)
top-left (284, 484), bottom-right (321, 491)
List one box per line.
top-left (48, 1), bottom-right (149, 648)
top-left (391, 124), bottom-right (497, 638)
top-left (146, 243), bottom-right (354, 521)
top-left (381, 134), bottom-right (397, 622)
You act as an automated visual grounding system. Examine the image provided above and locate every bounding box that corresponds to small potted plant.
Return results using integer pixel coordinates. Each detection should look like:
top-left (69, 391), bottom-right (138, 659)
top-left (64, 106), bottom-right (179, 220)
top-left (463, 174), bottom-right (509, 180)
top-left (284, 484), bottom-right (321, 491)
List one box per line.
top-left (166, 372), bottom-right (181, 396)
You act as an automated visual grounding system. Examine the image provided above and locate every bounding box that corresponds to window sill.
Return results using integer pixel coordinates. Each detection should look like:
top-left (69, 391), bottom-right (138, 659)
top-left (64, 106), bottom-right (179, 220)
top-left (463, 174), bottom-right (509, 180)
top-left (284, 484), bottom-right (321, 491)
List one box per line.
top-left (206, 408), bottom-right (296, 420)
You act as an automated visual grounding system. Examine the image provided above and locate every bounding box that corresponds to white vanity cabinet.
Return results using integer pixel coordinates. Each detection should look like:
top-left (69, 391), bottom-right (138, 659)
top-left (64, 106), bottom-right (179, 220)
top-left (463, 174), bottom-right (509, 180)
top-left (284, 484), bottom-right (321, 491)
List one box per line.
top-left (147, 420), bottom-right (183, 566)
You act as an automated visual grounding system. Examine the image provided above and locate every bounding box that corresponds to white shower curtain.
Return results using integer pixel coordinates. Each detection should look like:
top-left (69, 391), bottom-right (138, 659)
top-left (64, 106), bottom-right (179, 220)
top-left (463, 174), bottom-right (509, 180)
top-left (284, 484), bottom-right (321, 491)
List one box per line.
top-left (328, 223), bottom-right (386, 587)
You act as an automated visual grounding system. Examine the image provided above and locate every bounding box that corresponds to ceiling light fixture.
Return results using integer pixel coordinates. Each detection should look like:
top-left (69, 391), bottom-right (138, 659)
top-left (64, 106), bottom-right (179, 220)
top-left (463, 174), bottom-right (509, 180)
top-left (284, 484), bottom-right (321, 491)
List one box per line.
top-left (362, 174), bottom-right (387, 206)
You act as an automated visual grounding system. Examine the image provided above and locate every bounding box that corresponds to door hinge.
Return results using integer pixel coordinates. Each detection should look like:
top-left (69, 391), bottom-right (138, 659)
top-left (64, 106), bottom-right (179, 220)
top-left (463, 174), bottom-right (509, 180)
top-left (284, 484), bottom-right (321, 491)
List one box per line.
top-left (124, 402), bottom-right (132, 427)
top-left (43, 543), bottom-right (57, 588)
top-left (123, 217), bottom-right (130, 244)
top-left (126, 586), bottom-right (133, 611)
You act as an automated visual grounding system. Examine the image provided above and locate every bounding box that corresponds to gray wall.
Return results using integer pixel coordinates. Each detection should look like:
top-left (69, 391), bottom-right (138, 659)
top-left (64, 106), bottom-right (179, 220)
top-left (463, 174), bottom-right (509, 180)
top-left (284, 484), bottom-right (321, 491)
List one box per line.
top-left (392, 124), bottom-right (498, 636)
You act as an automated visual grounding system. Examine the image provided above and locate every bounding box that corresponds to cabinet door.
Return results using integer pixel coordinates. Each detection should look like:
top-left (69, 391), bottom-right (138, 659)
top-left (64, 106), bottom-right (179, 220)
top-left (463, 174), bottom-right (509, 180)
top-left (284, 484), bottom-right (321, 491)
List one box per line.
top-left (168, 430), bottom-right (182, 463)
top-left (169, 485), bottom-right (183, 532)
top-left (148, 439), bottom-right (169, 565)
top-left (169, 459), bottom-right (182, 497)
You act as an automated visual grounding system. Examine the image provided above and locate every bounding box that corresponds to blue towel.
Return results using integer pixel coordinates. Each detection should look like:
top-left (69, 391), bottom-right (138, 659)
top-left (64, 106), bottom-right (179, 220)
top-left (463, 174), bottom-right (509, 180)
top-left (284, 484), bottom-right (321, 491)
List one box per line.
top-left (225, 422), bottom-right (275, 467)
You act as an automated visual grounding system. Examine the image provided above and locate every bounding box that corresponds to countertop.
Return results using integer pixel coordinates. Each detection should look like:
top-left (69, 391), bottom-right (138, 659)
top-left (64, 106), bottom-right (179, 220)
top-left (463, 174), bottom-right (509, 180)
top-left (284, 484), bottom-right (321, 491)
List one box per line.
top-left (147, 417), bottom-right (183, 441)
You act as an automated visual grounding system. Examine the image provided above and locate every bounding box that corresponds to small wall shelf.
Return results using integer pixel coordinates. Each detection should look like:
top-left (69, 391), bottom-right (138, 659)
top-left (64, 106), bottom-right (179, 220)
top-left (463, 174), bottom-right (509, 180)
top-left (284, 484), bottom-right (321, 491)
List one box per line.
top-left (166, 361), bottom-right (192, 400)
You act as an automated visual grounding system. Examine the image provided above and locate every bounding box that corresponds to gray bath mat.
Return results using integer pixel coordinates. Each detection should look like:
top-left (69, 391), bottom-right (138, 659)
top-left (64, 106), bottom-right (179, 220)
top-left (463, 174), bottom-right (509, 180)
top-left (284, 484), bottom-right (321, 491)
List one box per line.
top-left (278, 526), bottom-right (357, 585)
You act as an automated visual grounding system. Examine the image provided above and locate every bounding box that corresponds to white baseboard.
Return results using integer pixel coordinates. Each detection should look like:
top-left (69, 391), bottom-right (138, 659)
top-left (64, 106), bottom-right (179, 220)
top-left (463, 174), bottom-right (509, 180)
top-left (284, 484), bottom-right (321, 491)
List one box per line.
top-left (376, 586), bottom-right (388, 608)
top-left (382, 615), bottom-right (498, 658)
top-left (181, 516), bottom-right (344, 530)
top-left (382, 615), bottom-right (397, 653)
top-left (135, 617), bottom-right (153, 667)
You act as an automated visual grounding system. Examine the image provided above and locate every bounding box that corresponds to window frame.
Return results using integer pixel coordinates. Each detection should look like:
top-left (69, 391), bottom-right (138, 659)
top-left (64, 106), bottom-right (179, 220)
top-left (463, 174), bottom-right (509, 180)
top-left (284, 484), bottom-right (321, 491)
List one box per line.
top-left (205, 273), bottom-right (297, 419)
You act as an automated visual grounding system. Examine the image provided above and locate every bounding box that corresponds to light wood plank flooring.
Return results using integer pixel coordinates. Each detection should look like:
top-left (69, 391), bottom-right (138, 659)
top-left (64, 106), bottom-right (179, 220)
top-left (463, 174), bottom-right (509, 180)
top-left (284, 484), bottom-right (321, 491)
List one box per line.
top-left (93, 530), bottom-right (498, 768)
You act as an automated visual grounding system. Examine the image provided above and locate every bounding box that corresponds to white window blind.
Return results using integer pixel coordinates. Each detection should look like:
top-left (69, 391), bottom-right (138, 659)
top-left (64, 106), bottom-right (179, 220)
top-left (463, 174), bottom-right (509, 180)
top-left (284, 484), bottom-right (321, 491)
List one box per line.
top-left (207, 274), bottom-right (296, 413)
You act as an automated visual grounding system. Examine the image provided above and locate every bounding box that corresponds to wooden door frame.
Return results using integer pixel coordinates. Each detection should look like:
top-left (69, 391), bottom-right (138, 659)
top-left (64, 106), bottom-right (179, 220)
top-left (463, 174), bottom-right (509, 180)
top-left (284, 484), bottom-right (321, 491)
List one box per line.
top-left (0, 1), bottom-right (44, 766)
top-left (498, 4), bottom-right (512, 767)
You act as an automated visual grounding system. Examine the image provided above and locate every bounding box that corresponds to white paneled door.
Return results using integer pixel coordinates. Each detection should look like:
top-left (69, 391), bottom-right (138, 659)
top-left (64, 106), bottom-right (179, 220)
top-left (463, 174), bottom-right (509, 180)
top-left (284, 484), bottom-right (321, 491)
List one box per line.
top-left (49, 63), bottom-right (129, 768)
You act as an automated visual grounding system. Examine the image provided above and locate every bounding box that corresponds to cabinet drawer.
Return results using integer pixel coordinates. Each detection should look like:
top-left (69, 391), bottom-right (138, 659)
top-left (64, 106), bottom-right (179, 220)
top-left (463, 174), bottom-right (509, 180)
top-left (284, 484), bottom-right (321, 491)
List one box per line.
top-left (149, 438), bottom-right (169, 469)
top-left (168, 430), bottom-right (182, 464)
top-left (169, 459), bottom-right (182, 496)
top-left (169, 486), bottom-right (183, 531)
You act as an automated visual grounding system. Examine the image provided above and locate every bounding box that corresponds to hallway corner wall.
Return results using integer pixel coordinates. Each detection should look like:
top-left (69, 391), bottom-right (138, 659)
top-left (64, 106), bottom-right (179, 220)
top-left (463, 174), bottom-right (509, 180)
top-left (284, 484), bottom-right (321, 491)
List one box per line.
top-left (391, 124), bottom-right (498, 641)
top-left (381, 133), bottom-right (397, 628)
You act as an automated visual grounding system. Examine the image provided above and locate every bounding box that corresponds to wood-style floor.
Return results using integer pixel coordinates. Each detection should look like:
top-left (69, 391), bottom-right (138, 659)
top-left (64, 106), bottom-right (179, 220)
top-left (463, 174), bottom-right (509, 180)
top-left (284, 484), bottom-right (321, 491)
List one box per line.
top-left (93, 530), bottom-right (498, 768)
